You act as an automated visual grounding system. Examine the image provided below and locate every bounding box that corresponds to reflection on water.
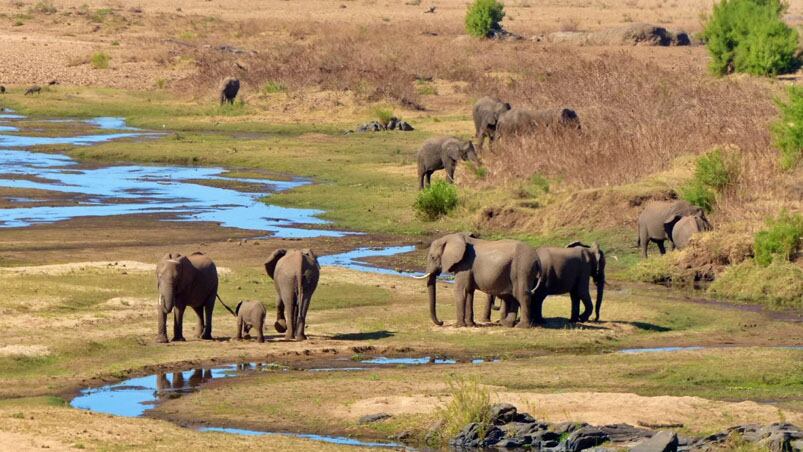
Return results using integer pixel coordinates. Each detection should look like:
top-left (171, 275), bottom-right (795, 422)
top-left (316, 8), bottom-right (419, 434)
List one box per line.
top-left (0, 114), bottom-right (346, 237)
top-left (199, 427), bottom-right (407, 449)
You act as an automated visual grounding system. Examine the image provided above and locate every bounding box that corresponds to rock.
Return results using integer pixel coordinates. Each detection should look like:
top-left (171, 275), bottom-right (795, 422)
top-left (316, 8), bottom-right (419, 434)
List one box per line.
top-left (357, 413), bottom-right (391, 424)
top-left (385, 117), bottom-right (415, 131)
top-left (598, 424), bottom-right (655, 443)
top-left (356, 121), bottom-right (384, 133)
top-left (487, 27), bottom-right (524, 40)
top-left (631, 431), bottom-right (678, 452)
top-left (565, 426), bottom-right (610, 452)
top-left (552, 422), bottom-right (589, 435)
top-left (489, 403), bottom-right (519, 425)
top-left (449, 423), bottom-right (504, 448)
top-left (758, 432), bottom-right (794, 452)
top-left (495, 437), bottom-right (526, 448)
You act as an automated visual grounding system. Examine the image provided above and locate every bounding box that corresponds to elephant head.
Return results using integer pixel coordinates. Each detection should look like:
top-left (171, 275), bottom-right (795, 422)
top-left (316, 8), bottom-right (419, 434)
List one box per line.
top-left (414, 233), bottom-right (469, 326)
top-left (156, 253), bottom-right (191, 314)
top-left (447, 140), bottom-right (480, 165)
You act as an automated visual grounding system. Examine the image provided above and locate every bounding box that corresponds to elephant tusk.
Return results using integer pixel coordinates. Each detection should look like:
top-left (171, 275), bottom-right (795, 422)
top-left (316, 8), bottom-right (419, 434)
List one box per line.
top-left (412, 272), bottom-right (432, 280)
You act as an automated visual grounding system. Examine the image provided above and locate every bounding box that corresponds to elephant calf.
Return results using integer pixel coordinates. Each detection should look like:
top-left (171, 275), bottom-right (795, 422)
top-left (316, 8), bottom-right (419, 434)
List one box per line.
top-left (672, 215), bottom-right (713, 250)
top-left (219, 77), bottom-right (240, 105)
top-left (496, 107), bottom-right (580, 140)
top-left (235, 300), bottom-right (267, 343)
top-left (264, 248), bottom-right (320, 341)
top-left (417, 137), bottom-right (479, 190)
top-left (638, 200), bottom-right (707, 257)
top-left (473, 96), bottom-right (511, 149)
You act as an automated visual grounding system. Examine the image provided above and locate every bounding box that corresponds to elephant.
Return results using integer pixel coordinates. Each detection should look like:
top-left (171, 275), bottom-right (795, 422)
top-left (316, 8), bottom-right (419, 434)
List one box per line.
top-left (414, 233), bottom-right (541, 328)
top-left (417, 137), bottom-right (479, 189)
top-left (672, 214), bottom-right (713, 250)
top-left (235, 300), bottom-right (267, 343)
top-left (24, 85), bottom-right (41, 96)
top-left (528, 242), bottom-right (606, 323)
top-left (156, 252), bottom-right (219, 343)
top-left (219, 77), bottom-right (240, 104)
top-left (496, 107), bottom-right (580, 140)
top-left (473, 96), bottom-right (511, 149)
top-left (264, 248), bottom-right (320, 340)
top-left (637, 200), bottom-right (707, 257)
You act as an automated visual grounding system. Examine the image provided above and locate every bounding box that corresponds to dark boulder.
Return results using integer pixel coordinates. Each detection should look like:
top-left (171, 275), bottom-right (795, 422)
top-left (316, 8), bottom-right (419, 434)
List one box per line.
top-left (565, 426), bottom-right (610, 452)
top-left (489, 403), bottom-right (519, 425)
top-left (449, 423), bottom-right (504, 449)
top-left (631, 431), bottom-right (678, 452)
top-left (552, 422), bottom-right (589, 436)
top-left (598, 424), bottom-right (655, 443)
top-left (357, 413), bottom-right (391, 424)
top-left (356, 121), bottom-right (384, 133)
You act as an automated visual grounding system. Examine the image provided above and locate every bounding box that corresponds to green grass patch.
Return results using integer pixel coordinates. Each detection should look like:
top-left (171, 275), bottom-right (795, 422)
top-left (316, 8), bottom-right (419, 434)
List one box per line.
top-left (772, 85), bottom-right (803, 170)
top-left (262, 81), bottom-right (287, 94)
top-left (371, 106), bottom-right (395, 127)
top-left (679, 148), bottom-right (739, 212)
top-left (414, 181), bottom-right (459, 220)
top-left (753, 210), bottom-right (803, 266)
top-left (90, 52), bottom-right (110, 69)
top-left (708, 260), bottom-right (803, 308)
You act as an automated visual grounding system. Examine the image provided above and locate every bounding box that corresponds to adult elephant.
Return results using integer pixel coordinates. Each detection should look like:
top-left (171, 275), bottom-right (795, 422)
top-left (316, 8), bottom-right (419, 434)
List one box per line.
top-left (414, 233), bottom-right (540, 328)
top-left (496, 107), bottom-right (580, 140)
top-left (473, 96), bottom-right (511, 149)
top-left (529, 242), bottom-right (606, 323)
top-left (672, 214), bottom-right (713, 249)
top-left (156, 252), bottom-right (219, 343)
top-left (417, 137), bottom-right (479, 189)
top-left (264, 248), bottom-right (320, 341)
top-left (638, 200), bottom-right (707, 257)
top-left (219, 77), bottom-right (240, 105)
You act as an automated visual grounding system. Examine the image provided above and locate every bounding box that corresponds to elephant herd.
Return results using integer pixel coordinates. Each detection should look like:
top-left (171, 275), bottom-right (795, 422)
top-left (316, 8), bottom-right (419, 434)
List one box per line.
top-left (155, 249), bottom-right (319, 344)
top-left (417, 96), bottom-right (580, 189)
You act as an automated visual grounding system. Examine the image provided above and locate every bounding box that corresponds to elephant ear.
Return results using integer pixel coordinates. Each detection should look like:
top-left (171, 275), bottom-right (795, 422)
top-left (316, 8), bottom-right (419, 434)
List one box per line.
top-left (301, 248), bottom-right (320, 269)
top-left (441, 234), bottom-right (467, 273)
top-left (175, 255), bottom-right (192, 292)
top-left (696, 216), bottom-right (713, 232)
top-left (663, 213), bottom-right (683, 238)
top-left (566, 241), bottom-right (589, 249)
top-left (264, 249), bottom-right (287, 280)
top-left (235, 301), bottom-right (243, 315)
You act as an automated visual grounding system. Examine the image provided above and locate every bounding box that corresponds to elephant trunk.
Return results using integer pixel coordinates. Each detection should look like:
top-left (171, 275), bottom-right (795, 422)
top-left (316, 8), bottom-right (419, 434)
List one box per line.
top-left (427, 275), bottom-right (443, 326)
top-left (160, 289), bottom-right (175, 314)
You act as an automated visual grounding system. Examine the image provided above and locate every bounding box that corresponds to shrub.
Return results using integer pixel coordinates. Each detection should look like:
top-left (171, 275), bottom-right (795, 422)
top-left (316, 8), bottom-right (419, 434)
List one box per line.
top-left (679, 148), bottom-right (739, 212)
top-left (708, 260), bottom-right (803, 309)
top-left (262, 81), bottom-right (287, 94)
top-left (432, 378), bottom-right (492, 445)
top-left (703, 0), bottom-right (799, 76)
top-left (90, 52), bottom-right (110, 69)
top-left (753, 210), bottom-right (803, 266)
top-left (371, 106), bottom-right (395, 127)
top-left (32, 0), bottom-right (56, 14)
top-left (465, 0), bottom-right (505, 38)
top-left (772, 85), bottom-right (803, 170)
top-left (414, 181), bottom-right (458, 220)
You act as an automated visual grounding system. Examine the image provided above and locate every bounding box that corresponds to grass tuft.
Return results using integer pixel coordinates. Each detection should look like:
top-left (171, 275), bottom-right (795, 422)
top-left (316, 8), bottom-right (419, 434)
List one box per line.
top-left (433, 377), bottom-right (493, 445)
top-left (414, 181), bottom-right (459, 220)
top-left (90, 52), bottom-right (110, 69)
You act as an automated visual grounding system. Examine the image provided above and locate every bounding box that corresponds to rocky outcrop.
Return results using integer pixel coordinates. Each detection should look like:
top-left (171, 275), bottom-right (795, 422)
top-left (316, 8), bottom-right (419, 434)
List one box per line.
top-left (541, 23), bottom-right (692, 47)
top-left (353, 117), bottom-right (414, 133)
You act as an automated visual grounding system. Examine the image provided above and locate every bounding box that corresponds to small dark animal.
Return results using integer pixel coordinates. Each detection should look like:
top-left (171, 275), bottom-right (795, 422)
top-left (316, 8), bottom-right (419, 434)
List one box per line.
top-left (48, 80), bottom-right (59, 86)
top-left (24, 86), bottom-right (42, 95)
top-left (219, 77), bottom-right (240, 105)
top-left (424, 6), bottom-right (436, 13)
top-left (0, 86), bottom-right (5, 94)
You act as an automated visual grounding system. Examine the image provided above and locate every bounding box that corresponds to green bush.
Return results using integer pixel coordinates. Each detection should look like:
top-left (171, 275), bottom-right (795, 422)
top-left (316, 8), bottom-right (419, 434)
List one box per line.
top-left (772, 85), bottom-right (803, 170)
top-left (465, 0), bottom-right (505, 38)
top-left (754, 210), bottom-right (803, 266)
top-left (679, 148), bottom-right (739, 212)
top-left (431, 378), bottom-right (492, 445)
top-left (703, 0), bottom-right (799, 76)
top-left (708, 260), bottom-right (803, 309)
top-left (414, 181), bottom-right (458, 220)
top-left (90, 52), bottom-right (110, 69)
top-left (371, 106), bottom-right (395, 127)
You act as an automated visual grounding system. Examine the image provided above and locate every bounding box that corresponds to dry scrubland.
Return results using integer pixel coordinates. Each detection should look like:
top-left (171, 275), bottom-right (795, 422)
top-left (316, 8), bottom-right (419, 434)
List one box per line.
top-left (0, 0), bottom-right (802, 450)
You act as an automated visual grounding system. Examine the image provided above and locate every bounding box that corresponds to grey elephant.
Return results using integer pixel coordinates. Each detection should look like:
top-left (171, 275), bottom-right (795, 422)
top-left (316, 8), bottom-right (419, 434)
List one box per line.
top-left (672, 215), bottom-right (713, 250)
top-left (414, 233), bottom-right (540, 328)
top-left (219, 77), bottom-right (240, 104)
top-left (637, 200), bottom-right (707, 257)
top-left (264, 248), bottom-right (320, 340)
top-left (473, 96), bottom-right (511, 149)
top-left (496, 107), bottom-right (580, 139)
top-left (156, 252), bottom-right (219, 343)
top-left (24, 86), bottom-right (42, 96)
top-left (417, 137), bottom-right (479, 189)
top-left (527, 242), bottom-right (606, 323)
top-left (235, 300), bottom-right (267, 343)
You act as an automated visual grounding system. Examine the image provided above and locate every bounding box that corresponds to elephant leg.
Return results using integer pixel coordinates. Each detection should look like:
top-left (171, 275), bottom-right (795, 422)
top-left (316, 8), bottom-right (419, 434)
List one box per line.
top-left (419, 172), bottom-right (425, 190)
top-left (480, 294), bottom-right (494, 323)
top-left (499, 297), bottom-right (510, 322)
top-left (257, 316), bottom-right (265, 343)
top-left (464, 290), bottom-right (477, 327)
top-left (426, 172), bottom-right (432, 187)
top-left (172, 306), bottom-right (186, 341)
top-left (274, 294), bottom-right (287, 333)
top-left (500, 296), bottom-right (518, 327)
top-left (656, 240), bottom-right (667, 255)
top-left (454, 289), bottom-right (468, 328)
top-left (156, 305), bottom-right (169, 343)
top-left (283, 293), bottom-right (296, 340)
top-left (514, 291), bottom-right (534, 328)
top-left (579, 289), bottom-right (593, 323)
top-left (236, 316), bottom-right (243, 340)
top-left (201, 297), bottom-right (214, 340)
top-left (192, 305), bottom-right (205, 338)
top-left (639, 227), bottom-right (649, 258)
top-left (569, 293), bottom-right (581, 323)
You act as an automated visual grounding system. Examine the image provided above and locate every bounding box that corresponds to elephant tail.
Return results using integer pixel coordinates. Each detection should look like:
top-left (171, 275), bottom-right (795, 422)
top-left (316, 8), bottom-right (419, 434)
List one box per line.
top-left (296, 259), bottom-right (304, 328)
top-left (591, 243), bottom-right (606, 322)
top-left (216, 294), bottom-right (237, 317)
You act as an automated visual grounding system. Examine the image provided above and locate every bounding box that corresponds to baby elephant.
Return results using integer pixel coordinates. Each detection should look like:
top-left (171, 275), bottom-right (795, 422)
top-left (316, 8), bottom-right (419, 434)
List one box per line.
top-left (672, 215), bottom-right (712, 249)
top-left (235, 300), bottom-right (267, 343)
top-left (219, 77), bottom-right (240, 105)
top-left (24, 85), bottom-right (42, 96)
top-left (264, 248), bottom-right (320, 341)
top-left (417, 136), bottom-right (479, 189)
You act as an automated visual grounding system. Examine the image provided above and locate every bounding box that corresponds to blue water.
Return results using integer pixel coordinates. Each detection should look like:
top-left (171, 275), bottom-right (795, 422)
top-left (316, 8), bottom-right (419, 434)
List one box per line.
top-left (619, 347), bottom-right (704, 354)
top-left (0, 115), bottom-right (346, 237)
top-left (361, 356), bottom-right (457, 365)
top-left (319, 246), bottom-right (419, 276)
top-left (199, 427), bottom-right (407, 448)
